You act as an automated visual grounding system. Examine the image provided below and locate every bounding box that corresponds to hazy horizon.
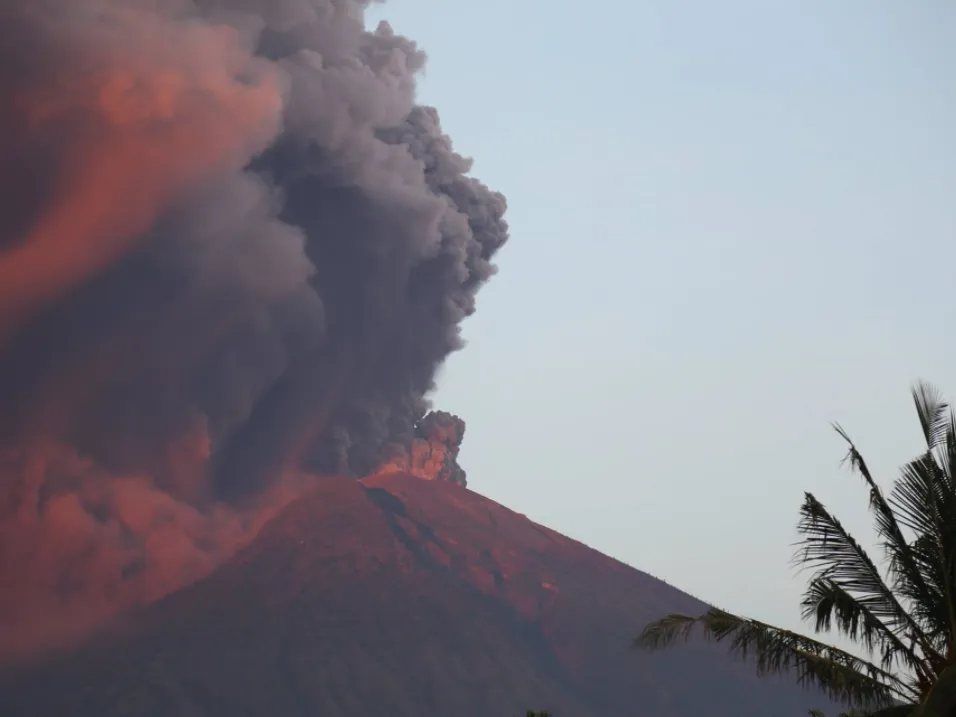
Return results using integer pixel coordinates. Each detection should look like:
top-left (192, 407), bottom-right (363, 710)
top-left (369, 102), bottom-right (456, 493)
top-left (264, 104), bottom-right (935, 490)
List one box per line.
top-left (368, 0), bottom-right (956, 643)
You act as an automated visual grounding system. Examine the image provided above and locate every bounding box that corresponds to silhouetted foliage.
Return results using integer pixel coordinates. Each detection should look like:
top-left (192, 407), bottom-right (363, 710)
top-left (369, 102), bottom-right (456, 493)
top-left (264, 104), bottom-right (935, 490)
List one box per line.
top-left (638, 382), bottom-right (956, 717)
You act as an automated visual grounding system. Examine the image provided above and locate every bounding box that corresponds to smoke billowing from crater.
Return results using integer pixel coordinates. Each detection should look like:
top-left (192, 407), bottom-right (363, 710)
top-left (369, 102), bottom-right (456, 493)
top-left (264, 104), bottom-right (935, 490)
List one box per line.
top-left (374, 410), bottom-right (468, 485)
top-left (0, 0), bottom-right (507, 663)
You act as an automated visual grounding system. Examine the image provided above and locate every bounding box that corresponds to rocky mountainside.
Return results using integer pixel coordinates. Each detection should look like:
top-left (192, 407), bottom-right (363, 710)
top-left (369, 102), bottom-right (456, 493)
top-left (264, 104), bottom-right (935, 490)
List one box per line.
top-left (0, 473), bottom-right (832, 716)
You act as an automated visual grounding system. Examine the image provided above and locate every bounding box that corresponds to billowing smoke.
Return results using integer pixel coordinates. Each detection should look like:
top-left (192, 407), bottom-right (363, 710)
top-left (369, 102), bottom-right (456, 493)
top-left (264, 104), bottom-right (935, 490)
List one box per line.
top-left (0, 0), bottom-right (507, 662)
top-left (374, 410), bottom-right (467, 485)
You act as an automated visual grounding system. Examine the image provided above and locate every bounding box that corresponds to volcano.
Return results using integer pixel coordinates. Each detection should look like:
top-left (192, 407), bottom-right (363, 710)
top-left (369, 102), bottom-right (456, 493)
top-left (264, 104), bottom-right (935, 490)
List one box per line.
top-left (0, 473), bottom-right (829, 716)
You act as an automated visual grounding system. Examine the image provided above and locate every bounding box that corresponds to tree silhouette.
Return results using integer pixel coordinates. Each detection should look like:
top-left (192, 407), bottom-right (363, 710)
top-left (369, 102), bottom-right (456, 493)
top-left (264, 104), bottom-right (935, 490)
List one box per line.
top-left (637, 382), bottom-right (956, 717)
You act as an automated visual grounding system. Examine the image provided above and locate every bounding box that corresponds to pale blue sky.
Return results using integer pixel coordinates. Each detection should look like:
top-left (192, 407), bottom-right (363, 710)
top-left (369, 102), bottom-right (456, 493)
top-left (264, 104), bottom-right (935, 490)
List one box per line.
top-left (368, 1), bottom-right (956, 639)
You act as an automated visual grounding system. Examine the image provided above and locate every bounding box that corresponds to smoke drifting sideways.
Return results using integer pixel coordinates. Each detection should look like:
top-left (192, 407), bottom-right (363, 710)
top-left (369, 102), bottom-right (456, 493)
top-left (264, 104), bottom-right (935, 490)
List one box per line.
top-left (0, 0), bottom-right (508, 664)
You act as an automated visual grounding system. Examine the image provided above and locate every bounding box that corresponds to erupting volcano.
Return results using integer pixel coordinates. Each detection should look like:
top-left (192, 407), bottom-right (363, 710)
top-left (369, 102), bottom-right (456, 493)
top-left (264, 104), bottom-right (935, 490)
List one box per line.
top-left (0, 2), bottom-right (835, 715)
top-left (0, 0), bottom-right (505, 662)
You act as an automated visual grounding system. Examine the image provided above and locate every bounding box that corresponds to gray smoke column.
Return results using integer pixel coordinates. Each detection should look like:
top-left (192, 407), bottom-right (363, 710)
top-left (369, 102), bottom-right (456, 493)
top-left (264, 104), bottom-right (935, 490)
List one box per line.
top-left (0, 0), bottom-right (508, 663)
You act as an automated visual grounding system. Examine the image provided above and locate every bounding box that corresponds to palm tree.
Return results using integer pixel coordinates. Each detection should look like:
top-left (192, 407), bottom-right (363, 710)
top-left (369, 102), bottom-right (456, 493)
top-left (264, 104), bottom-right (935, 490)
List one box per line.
top-left (635, 382), bottom-right (956, 717)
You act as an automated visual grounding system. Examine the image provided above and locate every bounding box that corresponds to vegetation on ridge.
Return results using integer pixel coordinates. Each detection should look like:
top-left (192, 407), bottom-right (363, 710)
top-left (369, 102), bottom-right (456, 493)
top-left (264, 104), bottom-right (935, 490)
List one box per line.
top-left (637, 381), bottom-right (956, 717)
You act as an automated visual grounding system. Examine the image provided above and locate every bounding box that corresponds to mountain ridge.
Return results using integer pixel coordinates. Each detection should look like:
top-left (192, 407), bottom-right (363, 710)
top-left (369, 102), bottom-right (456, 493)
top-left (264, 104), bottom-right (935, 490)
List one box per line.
top-left (0, 473), bottom-right (832, 716)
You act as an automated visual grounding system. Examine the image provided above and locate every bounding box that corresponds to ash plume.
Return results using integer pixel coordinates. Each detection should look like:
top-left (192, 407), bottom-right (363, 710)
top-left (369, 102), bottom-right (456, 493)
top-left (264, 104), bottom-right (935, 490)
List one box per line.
top-left (374, 410), bottom-right (468, 485)
top-left (0, 0), bottom-right (507, 663)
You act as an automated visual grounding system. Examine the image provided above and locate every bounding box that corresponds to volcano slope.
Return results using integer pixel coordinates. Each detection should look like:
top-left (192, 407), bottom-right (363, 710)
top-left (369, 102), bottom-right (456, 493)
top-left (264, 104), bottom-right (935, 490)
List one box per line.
top-left (0, 473), bottom-right (831, 716)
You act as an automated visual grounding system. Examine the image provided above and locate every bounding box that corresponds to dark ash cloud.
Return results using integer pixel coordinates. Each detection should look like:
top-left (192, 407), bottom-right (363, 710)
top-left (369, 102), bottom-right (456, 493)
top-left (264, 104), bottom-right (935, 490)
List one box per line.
top-left (0, 0), bottom-right (507, 663)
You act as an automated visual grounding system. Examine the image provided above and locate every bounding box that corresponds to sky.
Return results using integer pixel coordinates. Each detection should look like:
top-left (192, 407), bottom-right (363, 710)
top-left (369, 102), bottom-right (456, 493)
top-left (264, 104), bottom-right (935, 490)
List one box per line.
top-left (367, 0), bottom-right (956, 640)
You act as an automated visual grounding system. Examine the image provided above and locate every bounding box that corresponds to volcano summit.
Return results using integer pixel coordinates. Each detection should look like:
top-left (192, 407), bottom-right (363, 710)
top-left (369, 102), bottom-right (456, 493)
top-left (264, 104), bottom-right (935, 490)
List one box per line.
top-left (1, 473), bottom-right (831, 716)
top-left (0, 0), bottom-right (503, 656)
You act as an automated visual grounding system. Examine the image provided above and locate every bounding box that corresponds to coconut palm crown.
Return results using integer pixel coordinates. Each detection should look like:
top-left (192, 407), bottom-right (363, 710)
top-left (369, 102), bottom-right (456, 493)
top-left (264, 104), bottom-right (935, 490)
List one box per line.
top-left (636, 382), bottom-right (956, 717)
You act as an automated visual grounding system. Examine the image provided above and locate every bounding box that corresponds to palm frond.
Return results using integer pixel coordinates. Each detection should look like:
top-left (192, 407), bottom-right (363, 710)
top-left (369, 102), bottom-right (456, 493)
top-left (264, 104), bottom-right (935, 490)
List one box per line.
top-left (801, 577), bottom-right (931, 687)
top-left (891, 454), bottom-right (950, 537)
top-left (636, 608), bottom-right (910, 708)
top-left (937, 410), bottom-right (956, 487)
top-left (834, 425), bottom-right (946, 670)
top-left (899, 534), bottom-right (953, 660)
top-left (796, 493), bottom-right (936, 680)
top-left (912, 382), bottom-right (949, 451)
top-left (888, 453), bottom-right (956, 653)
